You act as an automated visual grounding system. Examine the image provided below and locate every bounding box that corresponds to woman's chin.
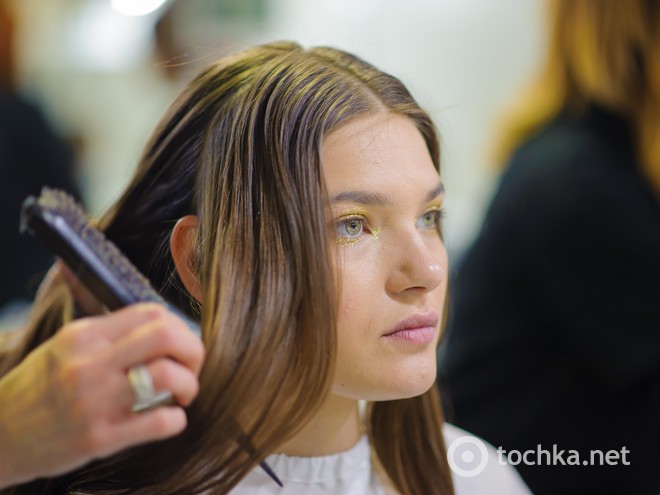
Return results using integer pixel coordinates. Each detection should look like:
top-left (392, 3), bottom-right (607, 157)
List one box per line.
top-left (338, 370), bottom-right (437, 402)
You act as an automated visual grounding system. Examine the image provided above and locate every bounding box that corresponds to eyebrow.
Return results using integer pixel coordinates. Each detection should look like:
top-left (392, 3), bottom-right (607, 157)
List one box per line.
top-left (330, 182), bottom-right (445, 206)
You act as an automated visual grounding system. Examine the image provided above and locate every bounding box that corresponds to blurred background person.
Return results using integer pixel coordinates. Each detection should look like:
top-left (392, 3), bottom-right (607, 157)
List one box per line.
top-left (438, 0), bottom-right (660, 494)
top-left (0, 0), bottom-right (81, 326)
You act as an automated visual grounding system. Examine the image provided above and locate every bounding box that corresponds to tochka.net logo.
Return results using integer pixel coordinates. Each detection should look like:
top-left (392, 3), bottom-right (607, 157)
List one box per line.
top-left (447, 435), bottom-right (631, 478)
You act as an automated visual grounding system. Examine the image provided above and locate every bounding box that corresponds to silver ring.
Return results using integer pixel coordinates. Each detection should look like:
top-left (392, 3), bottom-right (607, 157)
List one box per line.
top-left (127, 364), bottom-right (173, 413)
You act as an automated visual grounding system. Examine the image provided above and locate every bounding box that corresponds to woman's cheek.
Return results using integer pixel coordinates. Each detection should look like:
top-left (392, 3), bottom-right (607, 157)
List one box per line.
top-left (338, 290), bottom-right (357, 323)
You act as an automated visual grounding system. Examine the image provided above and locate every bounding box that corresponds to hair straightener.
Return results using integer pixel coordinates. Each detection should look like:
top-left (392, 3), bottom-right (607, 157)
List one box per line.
top-left (20, 188), bottom-right (194, 322)
top-left (20, 187), bottom-right (282, 487)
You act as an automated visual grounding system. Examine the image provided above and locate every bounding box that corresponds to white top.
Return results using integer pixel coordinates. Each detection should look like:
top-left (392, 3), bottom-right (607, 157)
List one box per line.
top-left (443, 423), bottom-right (532, 495)
top-left (229, 423), bottom-right (532, 494)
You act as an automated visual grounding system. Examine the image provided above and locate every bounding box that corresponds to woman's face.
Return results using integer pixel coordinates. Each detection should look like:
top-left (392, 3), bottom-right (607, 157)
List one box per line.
top-left (323, 113), bottom-right (448, 401)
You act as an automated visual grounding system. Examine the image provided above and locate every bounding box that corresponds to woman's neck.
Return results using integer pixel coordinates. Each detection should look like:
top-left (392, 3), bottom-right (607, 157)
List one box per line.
top-left (276, 395), bottom-right (362, 456)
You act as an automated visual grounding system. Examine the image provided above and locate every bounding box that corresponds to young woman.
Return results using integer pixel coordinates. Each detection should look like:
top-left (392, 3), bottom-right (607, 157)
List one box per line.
top-left (1, 41), bottom-right (528, 494)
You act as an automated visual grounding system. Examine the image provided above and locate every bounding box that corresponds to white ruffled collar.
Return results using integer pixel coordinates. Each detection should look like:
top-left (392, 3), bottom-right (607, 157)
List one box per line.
top-left (263, 435), bottom-right (371, 484)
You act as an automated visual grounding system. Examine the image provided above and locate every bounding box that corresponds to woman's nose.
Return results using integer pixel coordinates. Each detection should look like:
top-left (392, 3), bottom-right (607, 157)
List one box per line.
top-left (385, 230), bottom-right (446, 296)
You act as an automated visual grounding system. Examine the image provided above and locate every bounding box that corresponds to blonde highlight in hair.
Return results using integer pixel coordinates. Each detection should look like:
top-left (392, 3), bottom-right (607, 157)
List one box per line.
top-left (494, 0), bottom-right (660, 191)
top-left (1, 42), bottom-right (453, 494)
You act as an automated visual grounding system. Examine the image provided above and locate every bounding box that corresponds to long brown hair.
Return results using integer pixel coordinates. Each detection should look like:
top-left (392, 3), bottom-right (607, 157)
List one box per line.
top-left (1, 42), bottom-right (453, 495)
top-left (494, 0), bottom-right (660, 191)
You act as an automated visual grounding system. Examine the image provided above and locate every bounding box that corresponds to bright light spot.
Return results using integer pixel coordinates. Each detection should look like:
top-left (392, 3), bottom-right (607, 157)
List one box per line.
top-left (321, 0), bottom-right (381, 19)
top-left (68, 2), bottom-right (155, 70)
top-left (111, 0), bottom-right (168, 17)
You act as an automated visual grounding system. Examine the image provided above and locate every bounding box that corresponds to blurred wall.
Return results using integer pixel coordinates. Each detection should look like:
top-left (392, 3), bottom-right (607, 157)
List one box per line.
top-left (10, 0), bottom-right (545, 258)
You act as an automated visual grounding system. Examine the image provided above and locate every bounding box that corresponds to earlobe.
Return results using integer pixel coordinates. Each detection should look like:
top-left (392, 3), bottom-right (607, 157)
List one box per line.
top-left (170, 215), bottom-right (203, 302)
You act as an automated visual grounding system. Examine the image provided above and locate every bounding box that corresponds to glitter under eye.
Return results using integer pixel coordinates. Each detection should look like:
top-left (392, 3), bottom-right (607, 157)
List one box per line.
top-left (335, 237), bottom-right (360, 246)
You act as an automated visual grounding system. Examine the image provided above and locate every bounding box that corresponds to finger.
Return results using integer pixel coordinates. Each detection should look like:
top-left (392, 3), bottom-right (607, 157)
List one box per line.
top-left (120, 406), bottom-right (188, 446)
top-left (57, 261), bottom-right (105, 316)
top-left (111, 311), bottom-right (205, 374)
top-left (92, 358), bottom-right (199, 421)
top-left (91, 407), bottom-right (188, 459)
top-left (146, 358), bottom-right (200, 407)
top-left (70, 303), bottom-right (181, 345)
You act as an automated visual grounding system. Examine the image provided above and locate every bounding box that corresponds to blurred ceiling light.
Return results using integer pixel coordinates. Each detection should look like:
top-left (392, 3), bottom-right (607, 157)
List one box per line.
top-left (111, 0), bottom-right (169, 17)
top-left (321, 0), bottom-right (381, 18)
top-left (68, 2), bottom-right (156, 71)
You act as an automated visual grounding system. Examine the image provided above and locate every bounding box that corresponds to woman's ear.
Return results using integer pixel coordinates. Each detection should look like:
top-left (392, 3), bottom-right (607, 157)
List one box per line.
top-left (170, 215), bottom-right (203, 302)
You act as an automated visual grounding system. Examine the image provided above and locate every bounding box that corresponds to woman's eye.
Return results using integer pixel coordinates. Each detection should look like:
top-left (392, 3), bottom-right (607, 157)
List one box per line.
top-left (416, 209), bottom-right (444, 229)
top-left (338, 217), bottom-right (364, 237)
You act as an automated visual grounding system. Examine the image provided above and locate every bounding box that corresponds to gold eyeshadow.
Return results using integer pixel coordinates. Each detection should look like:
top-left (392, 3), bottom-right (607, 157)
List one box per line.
top-left (333, 201), bottom-right (444, 246)
top-left (335, 237), bottom-right (361, 246)
top-left (337, 206), bottom-right (368, 217)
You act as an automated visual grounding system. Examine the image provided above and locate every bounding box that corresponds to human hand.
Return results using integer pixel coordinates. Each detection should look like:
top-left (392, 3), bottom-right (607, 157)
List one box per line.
top-left (0, 303), bottom-right (205, 488)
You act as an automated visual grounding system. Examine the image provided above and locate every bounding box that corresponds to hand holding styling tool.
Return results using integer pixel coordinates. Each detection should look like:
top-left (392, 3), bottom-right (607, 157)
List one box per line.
top-left (20, 187), bottom-right (282, 487)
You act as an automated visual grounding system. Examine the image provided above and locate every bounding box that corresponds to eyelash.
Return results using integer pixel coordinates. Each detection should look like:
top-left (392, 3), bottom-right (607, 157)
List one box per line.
top-left (334, 208), bottom-right (446, 245)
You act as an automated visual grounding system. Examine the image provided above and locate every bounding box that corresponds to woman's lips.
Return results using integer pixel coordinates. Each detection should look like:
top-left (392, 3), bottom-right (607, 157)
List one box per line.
top-left (382, 311), bottom-right (439, 345)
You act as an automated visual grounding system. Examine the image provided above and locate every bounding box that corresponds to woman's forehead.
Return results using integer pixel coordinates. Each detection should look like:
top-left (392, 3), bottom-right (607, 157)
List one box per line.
top-left (322, 114), bottom-right (441, 201)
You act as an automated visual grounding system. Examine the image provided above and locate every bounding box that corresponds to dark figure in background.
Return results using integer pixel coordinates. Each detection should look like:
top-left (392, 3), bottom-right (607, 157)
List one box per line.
top-left (0, 1), bottom-right (80, 310)
top-left (439, 1), bottom-right (660, 494)
top-left (0, 93), bottom-right (80, 308)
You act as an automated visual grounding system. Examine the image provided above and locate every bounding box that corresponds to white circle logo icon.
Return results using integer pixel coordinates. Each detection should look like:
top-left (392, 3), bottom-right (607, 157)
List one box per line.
top-left (447, 436), bottom-right (489, 477)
